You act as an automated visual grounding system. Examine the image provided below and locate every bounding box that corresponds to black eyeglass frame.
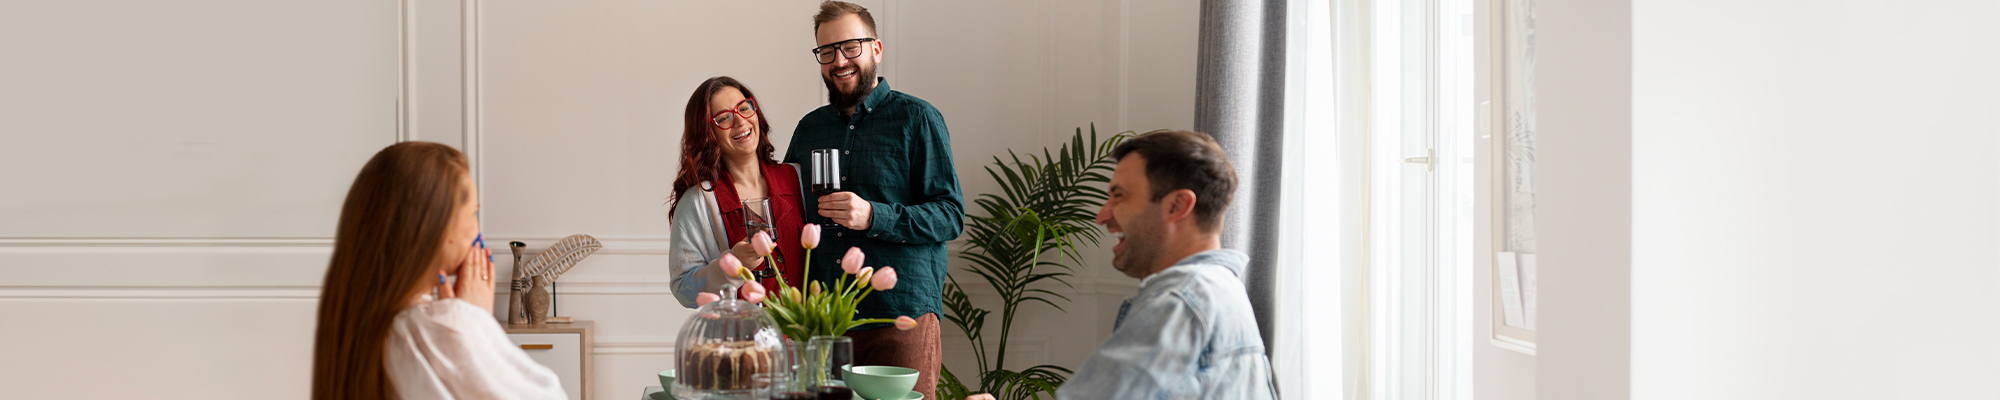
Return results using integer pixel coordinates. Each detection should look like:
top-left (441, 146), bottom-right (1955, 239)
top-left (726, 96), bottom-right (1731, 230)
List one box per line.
top-left (811, 38), bottom-right (878, 65)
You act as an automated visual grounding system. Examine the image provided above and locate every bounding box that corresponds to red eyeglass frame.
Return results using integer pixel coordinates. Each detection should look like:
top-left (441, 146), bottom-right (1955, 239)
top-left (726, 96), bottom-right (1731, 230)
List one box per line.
top-left (710, 98), bottom-right (760, 130)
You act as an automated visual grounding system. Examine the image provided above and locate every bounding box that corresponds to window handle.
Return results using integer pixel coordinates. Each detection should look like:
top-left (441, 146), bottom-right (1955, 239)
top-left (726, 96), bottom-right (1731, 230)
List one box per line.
top-left (1404, 149), bottom-right (1435, 172)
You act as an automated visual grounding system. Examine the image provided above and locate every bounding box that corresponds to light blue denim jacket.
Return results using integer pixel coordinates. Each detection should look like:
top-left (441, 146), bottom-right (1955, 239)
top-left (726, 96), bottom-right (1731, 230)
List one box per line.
top-left (1057, 249), bottom-right (1277, 400)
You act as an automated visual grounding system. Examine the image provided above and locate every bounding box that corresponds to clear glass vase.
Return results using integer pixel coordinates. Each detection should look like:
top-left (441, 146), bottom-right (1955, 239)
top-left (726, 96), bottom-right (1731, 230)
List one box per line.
top-left (801, 336), bottom-right (854, 393)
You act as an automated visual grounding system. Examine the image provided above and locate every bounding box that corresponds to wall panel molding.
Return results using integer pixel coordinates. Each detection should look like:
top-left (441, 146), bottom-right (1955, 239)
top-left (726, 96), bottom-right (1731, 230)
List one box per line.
top-left (595, 335), bottom-right (675, 355)
top-left (1120, 0), bottom-right (1131, 131)
top-left (0, 287), bottom-right (321, 300)
top-left (0, 238), bottom-right (333, 249)
top-left (398, 0), bottom-right (413, 142)
top-left (499, 236), bottom-right (671, 256)
top-left (550, 276), bottom-right (674, 295)
top-left (463, 0), bottom-right (485, 197)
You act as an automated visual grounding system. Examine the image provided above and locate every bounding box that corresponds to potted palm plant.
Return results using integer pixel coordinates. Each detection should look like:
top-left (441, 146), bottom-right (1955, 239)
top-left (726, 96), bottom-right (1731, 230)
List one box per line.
top-left (936, 125), bottom-right (1156, 400)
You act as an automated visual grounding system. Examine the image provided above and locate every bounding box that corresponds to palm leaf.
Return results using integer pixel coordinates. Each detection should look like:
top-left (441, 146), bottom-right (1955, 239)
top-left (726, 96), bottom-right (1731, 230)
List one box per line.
top-left (515, 234), bottom-right (603, 284)
top-left (945, 125), bottom-right (1153, 399)
top-left (937, 366), bottom-right (975, 400)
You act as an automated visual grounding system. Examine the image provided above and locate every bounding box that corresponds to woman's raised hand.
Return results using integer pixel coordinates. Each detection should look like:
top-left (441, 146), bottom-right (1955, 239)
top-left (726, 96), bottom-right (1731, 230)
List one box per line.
top-left (437, 247), bottom-right (496, 313)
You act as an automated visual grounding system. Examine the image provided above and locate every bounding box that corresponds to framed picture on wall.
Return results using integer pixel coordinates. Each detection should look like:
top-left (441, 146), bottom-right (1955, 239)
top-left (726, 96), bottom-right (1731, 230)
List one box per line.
top-left (1489, 0), bottom-right (1538, 355)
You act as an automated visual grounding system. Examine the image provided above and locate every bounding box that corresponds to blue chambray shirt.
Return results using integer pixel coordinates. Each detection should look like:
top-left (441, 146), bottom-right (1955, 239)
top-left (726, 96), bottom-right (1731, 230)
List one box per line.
top-left (1058, 249), bottom-right (1278, 400)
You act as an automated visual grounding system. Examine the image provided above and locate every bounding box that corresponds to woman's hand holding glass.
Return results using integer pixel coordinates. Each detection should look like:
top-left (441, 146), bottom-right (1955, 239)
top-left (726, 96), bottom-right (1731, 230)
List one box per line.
top-left (728, 238), bottom-right (766, 271)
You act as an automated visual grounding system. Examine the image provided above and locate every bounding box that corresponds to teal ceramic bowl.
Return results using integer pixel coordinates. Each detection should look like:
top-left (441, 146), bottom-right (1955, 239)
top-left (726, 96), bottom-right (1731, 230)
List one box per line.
top-left (841, 365), bottom-right (920, 400)
top-left (657, 369), bottom-right (675, 390)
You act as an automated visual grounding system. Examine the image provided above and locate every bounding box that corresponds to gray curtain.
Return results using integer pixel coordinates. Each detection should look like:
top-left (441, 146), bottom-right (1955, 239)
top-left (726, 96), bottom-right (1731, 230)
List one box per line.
top-left (1194, 0), bottom-right (1286, 357)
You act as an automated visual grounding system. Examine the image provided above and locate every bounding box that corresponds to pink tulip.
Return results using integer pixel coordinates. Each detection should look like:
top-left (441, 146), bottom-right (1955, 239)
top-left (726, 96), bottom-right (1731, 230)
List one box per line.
top-left (855, 267), bottom-right (875, 286)
top-left (894, 315), bottom-right (918, 330)
top-left (800, 224), bottom-right (821, 250)
top-left (719, 254), bottom-right (746, 280)
top-left (696, 292), bottom-right (721, 307)
top-left (841, 247), bottom-right (866, 274)
top-left (750, 232), bottom-right (774, 257)
top-left (871, 267), bottom-right (898, 291)
top-left (739, 282), bottom-right (767, 304)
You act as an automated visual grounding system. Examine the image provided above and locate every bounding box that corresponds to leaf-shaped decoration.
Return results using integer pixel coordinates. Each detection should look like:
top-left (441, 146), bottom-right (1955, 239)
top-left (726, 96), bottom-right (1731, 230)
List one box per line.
top-left (516, 234), bottom-right (602, 284)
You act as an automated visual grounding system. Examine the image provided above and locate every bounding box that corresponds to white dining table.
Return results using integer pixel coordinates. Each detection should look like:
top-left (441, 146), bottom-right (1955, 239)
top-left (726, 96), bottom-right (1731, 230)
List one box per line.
top-left (640, 384), bottom-right (867, 400)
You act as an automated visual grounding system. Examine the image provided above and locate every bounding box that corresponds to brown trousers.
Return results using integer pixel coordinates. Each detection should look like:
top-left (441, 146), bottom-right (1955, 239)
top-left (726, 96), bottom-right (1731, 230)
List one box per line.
top-left (846, 313), bottom-right (942, 396)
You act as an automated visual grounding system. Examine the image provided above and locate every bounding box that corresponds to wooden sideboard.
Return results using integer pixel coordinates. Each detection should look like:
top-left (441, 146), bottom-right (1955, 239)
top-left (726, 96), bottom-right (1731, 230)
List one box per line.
top-left (506, 321), bottom-right (594, 400)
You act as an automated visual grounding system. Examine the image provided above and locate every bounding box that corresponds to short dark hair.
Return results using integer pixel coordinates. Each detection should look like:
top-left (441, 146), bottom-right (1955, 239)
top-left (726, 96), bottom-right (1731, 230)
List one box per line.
top-left (813, 1), bottom-right (877, 37)
top-left (1110, 130), bottom-right (1237, 232)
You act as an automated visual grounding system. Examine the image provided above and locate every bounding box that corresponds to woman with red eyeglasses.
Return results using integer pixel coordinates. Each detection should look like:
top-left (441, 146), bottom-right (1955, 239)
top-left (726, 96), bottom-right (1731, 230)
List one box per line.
top-left (667, 76), bottom-right (809, 308)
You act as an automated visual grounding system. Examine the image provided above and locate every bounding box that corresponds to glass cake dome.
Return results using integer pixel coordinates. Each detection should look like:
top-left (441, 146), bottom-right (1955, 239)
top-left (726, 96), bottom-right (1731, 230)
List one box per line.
top-left (672, 286), bottom-right (793, 400)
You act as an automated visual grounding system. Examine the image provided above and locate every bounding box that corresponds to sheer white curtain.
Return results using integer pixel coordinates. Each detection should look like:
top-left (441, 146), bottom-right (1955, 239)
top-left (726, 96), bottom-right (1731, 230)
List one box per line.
top-left (1281, 0), bottom-right (1472, 398)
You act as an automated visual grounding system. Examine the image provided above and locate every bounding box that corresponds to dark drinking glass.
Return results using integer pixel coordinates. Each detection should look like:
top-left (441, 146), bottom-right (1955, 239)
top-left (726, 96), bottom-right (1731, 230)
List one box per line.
top-left (771, 392), bottom-right (816, 400)
top-left (815, 386), bottom-right (853, 400)
top-left (809, 148), bottom-right (843, 196)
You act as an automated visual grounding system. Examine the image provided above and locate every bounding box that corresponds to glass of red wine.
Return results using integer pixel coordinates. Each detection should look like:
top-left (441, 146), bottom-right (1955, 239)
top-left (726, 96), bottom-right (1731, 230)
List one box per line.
top-left (809, 148), bottom-right (846, 230)
top-left (809, 148), bottom-right (844, 196)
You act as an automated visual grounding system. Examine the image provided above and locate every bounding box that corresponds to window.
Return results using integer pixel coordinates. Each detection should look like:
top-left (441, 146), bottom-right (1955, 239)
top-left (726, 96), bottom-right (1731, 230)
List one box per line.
top-left (1284, 0), bottom-right (1472, 397)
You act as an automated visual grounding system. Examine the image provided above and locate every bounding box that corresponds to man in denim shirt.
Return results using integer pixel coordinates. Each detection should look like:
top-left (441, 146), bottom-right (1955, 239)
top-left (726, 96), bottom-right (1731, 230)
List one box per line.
top-left (1059, 130), bottom-right (1276, 399)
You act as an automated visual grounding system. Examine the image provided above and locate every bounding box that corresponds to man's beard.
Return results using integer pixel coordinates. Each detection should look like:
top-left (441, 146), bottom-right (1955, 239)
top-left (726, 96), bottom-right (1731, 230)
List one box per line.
top-left (824, 62), bottom-right (878, 113)
top-left (1110, 212), bottom-right (1161, 279)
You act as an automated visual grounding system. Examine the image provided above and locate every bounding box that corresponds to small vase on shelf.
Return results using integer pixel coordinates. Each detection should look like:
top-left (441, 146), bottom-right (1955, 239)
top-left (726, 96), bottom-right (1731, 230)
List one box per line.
top-left (507, 278), bottom-right (529, 325)
top-left (525, 276), bottom-right (551, 324)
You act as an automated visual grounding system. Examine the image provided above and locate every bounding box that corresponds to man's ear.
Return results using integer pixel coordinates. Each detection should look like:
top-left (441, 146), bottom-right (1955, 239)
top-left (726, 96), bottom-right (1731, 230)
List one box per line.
top-left (871, 39), bottom-right (885, 63)
top-left (1162, 189), bottom-right (1198, 224)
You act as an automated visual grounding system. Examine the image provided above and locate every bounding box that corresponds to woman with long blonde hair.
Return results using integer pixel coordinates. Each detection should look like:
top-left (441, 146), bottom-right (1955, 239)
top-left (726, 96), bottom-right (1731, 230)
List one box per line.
top-left (311, 142), bottom-right (563, 399)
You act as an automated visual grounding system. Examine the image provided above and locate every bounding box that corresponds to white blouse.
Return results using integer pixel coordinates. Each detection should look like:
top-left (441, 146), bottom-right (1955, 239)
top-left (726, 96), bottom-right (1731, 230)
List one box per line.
top-left (385, 296), bottom-right (567, 400)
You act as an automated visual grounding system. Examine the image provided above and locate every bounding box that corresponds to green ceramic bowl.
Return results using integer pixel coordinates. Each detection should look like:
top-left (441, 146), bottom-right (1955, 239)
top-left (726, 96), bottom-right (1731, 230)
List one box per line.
top-left (841, 365), bottom-right (919, 400)
top-left (657, 369), bottom-right (675, 390)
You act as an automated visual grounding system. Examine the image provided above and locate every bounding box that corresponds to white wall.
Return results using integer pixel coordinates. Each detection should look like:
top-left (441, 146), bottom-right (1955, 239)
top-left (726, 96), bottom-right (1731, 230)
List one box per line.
top-left (1471, 0), bottom-right (1539, 396)
top-left (1531, 0), bottom-right (1635, 399)
top-left (1631, 0), bottom-right (2000, 399)
top-left (1482, 0), bottom-right (2000, 399)
top-left (1473, 0), bottom-right (1636, 398)
top-left (0, 0), bottom-right (1197, 398)
top-left (0, 0), bottom-right (397, 398)
top-left (473, 6), bottom-right (823, 394)
top-left (1474, 0), bottom-right (1634, 398)
top-left (473, 0), bottom-right (1196, 396)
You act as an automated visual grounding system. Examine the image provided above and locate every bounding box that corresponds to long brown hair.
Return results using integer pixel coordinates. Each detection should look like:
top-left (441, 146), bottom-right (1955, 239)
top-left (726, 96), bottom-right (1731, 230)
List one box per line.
top-left (312, 142), bottom-right (470, 400)
top-left (669, 76), bottom-right (777, 215)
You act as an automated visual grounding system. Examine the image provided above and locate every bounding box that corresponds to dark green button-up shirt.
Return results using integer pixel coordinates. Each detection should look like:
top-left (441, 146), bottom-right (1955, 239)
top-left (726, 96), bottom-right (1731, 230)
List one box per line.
top-left (783, 78), bottom-right (963, 328)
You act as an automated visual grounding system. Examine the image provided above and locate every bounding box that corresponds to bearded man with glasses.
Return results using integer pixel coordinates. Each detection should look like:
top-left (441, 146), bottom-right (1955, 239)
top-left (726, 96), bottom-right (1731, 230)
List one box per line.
top-left (780, 1), bottom-right (963, 396)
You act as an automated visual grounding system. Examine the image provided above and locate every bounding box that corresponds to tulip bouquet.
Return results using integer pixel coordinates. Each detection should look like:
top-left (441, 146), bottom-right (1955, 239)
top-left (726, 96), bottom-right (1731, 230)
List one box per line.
top-left (695, 224), bottom-right (916, 340)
